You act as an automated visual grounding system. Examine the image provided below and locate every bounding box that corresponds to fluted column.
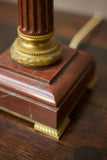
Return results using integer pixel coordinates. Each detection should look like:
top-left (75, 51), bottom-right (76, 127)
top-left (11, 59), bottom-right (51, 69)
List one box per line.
top-left (10, 0), bottom-right (62, 66)
top-left (18, 0), bottom-right (54, 36)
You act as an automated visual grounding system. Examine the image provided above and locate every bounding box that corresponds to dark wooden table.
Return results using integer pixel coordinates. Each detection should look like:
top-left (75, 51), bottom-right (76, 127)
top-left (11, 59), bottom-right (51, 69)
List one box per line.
top-left (0, 2), bottom-right (107, 160)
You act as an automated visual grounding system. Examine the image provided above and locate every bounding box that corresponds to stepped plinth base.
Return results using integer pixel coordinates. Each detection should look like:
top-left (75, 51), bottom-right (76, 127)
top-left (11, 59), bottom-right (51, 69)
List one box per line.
top-left (0, 45), bottom-right (96, 139)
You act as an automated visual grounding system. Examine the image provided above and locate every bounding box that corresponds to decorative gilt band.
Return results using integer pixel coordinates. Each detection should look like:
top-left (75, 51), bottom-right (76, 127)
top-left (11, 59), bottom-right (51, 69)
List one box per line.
top-left (10, 36), bottom-right (63, 66)
top-left (11, 28), bottom-right (62, 66)
top-left (34, 117), bottom-right (70, 139)
top-left (18, 28), bottom-right (54, 42)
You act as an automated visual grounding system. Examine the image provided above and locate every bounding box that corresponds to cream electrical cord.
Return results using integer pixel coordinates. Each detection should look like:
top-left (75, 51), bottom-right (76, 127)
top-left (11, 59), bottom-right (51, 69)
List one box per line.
top-left (69, 13), bottom-right (103, 49)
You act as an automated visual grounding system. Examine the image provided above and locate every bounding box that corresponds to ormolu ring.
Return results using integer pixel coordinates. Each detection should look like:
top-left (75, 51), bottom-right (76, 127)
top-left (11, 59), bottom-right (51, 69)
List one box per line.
top-left (17, 27), bottom-right (54, 42)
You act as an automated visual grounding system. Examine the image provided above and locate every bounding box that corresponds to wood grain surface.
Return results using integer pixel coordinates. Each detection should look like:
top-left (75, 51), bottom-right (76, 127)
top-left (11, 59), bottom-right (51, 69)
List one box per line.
top-left (0, 2), bottom-right (107, 160)
top-left (18, 0), bottom-right (54, 36)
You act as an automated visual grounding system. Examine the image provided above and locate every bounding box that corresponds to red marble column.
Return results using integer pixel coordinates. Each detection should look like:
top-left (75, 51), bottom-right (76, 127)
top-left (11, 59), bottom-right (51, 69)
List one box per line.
top-left (18, 0), bottom-right (54, 36)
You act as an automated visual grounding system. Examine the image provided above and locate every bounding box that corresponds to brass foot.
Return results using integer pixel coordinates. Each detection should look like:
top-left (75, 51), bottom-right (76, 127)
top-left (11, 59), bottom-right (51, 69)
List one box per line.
top-left (34, 117), bottom-right (70, 139)
top-left (88, 75), bottom-right (98, 90)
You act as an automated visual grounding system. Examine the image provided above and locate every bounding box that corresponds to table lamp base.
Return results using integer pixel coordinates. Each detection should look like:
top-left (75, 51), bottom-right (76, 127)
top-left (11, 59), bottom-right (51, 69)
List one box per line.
top-left (0, 45), bottom-right (97, 139)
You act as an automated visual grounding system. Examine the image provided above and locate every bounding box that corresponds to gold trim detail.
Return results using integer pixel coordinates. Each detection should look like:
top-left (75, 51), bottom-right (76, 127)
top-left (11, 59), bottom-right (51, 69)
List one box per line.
top-left (18, 28), bottom-right (54, 42)
top-left (0, 106), bottom-right (35, 123)
top-left (34, 117), bottom-right (70, 139)
top-left (10, 28), bottom-right (63, 66)
top-left (88, 76), bottom-right (98, 90)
